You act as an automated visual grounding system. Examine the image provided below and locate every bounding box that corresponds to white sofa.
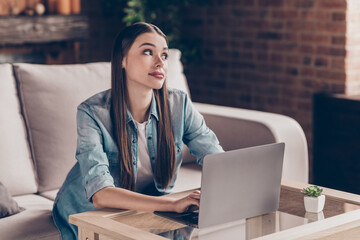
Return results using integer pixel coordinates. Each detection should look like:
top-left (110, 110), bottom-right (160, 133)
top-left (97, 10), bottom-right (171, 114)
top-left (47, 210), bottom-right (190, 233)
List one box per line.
top-left (0, 49), bottom-right (308, 240)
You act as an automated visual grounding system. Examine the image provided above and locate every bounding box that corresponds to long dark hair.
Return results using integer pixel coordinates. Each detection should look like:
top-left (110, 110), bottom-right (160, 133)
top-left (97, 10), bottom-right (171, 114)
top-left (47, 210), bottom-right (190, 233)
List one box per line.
top-left (111, 22), bottom-right (176, 191)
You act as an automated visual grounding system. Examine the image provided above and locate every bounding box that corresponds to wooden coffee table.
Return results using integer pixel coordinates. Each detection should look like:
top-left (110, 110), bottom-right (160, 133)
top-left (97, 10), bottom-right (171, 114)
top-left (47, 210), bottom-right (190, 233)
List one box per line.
top-left (70, 179), bottom-right (360, 239)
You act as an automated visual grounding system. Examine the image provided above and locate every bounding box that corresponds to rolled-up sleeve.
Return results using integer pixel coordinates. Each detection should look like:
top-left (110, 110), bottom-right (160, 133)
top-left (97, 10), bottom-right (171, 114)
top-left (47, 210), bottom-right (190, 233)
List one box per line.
top-left (76, 104), bottom-right (115, 201)
top-left (182, 94), bottom-right (224, 165)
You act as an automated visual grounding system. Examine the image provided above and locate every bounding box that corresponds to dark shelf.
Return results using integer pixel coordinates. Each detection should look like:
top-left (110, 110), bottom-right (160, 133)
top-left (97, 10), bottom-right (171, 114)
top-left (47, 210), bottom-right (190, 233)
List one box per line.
top-left (313, 93), bottom-right (360, 194)
top-left (0, 14), bottom-right (89, 46)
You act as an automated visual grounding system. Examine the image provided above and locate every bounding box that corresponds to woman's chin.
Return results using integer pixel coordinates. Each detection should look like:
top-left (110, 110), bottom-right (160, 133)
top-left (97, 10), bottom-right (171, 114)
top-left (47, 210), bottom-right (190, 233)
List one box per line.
top-left (151, 81), bottom-right (165, 90)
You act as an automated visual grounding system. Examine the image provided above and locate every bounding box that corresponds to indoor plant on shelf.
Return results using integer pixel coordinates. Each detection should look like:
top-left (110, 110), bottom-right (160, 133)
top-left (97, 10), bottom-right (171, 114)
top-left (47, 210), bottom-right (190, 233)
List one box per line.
top-left (301, 185), bottom-right (325, 213)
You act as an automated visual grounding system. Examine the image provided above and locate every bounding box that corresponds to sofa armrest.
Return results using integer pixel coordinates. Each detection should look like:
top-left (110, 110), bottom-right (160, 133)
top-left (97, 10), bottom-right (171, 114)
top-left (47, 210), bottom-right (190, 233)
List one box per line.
top-left (192, 102), bottom-right (309, 183)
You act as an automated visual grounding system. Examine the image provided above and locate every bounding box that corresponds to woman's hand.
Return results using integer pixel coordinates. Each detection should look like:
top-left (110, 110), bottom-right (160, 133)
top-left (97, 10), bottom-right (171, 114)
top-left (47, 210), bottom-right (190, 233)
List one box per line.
top-left (172, 190), bottom-right (200, 213)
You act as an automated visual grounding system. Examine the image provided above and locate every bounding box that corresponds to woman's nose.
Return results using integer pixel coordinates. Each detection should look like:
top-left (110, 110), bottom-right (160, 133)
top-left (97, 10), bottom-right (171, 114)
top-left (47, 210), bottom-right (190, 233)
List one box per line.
top-left (154, 55), bottom-right (165, 68)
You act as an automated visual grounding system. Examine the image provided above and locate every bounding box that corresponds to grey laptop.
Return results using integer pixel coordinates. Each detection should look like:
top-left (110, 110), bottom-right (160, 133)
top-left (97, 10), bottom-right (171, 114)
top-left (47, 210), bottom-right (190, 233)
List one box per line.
top-left (155, 142), bottom-right (285, 229)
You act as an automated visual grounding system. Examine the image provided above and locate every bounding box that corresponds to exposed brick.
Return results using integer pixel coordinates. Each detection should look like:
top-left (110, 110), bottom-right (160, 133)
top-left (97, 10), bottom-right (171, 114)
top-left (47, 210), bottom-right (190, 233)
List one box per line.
top-left (231, 0), bottom-right (255, 7)
top-left (301, 34), bottom-right (330, 44)
top-left (301, 79), bottom-right (316, 88)
top-left (270, 21), bottom-right (284, 30)
top-left (232, 61), bottom-right (256, 69)
top-left (257, 53), bottom-right (269, 61)
top-left (317, 0), bottom-right (347, 9)
top-left (286, 0), bottom-right (316, 8)
top-left (207, 8), bottom-right (230, 16)
top-left (232, 9), bottom-right (256, 18)
top-left (286, 67), bottom-right (299, 76)
top-left (331, 36), bottom-right (346, 45)
top-left (257, 63), bottom-right (284, 73)
top-left (314, 57), bottom-right (329, 67)
top-left (303, 56), bottom-right (312, 65)
top-left (297, 101), bottom-right (312, 111)
top-left (272, 42), bottom-right (298, 52)
top-left (177, 1), bottom-right (353, 178)
top-left (332, 12), bottom-right (346, 21)
top-left (286, 21), bottom-right (316, 31)
top-left (300, 11), bottom-right (316, 20)
top-left (316, 11), bottom-right (331, 20)
top-left (232, 31), bottom-right (247, 38)
top-left (271, 76), bottom-right (296, 84)
top-left (331, 83), bottom-right (346, 92)
top-left (331, 59), bottom-right (345, 69)
top-left (243, 41), bottom-right (254, 49)
top-left (255, 41), bottom-right (269, 50)
top-left (244, 20), bottom-right (270, 29)
top-left (231, 41), bottom-right (242, 48)
top-left (301, 67), bottom-right (315, 77)
top-left (272, 10), bottom-right (298, 19)
top-left (258, 0), bottom-right (284, 7)
top-left (284, 33), bottom-right (298, 41)
top-left (282, 87), bottom-right (297, 97)
top-left (271, 53), bottom-right (283, 63)
top-left (300, 44), bottom-right (315, 54)
top-left (316, 70), bottom-right (346, 81)
top-left (286, 55), bottom-right (301, 64)
top-left (298, 89), bottom-right (313, 98)
top-left (316, 46), bottom-right (346, 56)
top-left (316, 22), bottom-right (346, 33)
top-left (256, 32), bottom-right (282, 40)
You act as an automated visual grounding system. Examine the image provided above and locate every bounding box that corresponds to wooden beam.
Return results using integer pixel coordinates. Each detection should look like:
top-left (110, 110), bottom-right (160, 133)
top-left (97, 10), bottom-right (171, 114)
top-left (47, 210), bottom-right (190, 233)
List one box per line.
top-left (0, 15), bottom-right (89, 46)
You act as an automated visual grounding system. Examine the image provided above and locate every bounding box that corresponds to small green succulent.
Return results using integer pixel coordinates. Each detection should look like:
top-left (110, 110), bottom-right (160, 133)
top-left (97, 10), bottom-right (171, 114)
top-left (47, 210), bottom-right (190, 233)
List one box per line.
top-left (301, 185), bottom-right (323, 197)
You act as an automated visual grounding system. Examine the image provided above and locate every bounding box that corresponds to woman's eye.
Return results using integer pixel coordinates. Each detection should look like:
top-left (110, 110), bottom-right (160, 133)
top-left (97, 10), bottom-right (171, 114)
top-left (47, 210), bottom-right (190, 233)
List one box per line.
top-left (144, 49), bottom-right (152, 55)
top-left (162, 53), bottom-right (168, 60)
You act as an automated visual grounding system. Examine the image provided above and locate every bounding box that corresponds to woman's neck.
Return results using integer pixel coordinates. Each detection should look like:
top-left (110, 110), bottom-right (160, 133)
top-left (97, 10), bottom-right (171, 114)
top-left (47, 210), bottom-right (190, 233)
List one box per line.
top-left (127, 85), bottom-right (153, 123)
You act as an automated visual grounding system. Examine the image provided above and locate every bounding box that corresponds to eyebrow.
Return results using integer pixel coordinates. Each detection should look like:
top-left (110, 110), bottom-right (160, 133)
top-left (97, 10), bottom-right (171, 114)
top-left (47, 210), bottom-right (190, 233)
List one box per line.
top-left (139, 42), bottom-right (168, 50)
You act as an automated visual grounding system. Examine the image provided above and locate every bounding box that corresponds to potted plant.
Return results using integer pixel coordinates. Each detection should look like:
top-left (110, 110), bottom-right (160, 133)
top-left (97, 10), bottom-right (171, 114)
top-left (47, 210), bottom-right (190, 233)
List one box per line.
top-left (301, 185), bottom-right (325, 213)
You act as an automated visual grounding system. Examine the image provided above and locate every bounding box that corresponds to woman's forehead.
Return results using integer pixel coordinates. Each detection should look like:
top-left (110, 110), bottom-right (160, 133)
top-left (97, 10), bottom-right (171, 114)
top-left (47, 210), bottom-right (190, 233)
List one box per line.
top-left (132, 32), bottom-right (168, 49)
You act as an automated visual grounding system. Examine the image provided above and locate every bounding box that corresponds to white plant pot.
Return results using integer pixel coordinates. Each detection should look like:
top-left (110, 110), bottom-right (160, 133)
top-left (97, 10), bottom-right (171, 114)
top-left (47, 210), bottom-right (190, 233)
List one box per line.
top-left (304, 195), bottom-right (325, 213)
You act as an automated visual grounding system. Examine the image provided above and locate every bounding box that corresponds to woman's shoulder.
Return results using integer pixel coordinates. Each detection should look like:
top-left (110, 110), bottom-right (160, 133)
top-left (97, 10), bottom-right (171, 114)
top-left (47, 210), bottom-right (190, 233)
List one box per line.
top-left (78, 89), bottom-right (112, 110)
top-left (167, 88), bottom-right (190, 110)
top-left (167, 88), bottom-right (188, 98)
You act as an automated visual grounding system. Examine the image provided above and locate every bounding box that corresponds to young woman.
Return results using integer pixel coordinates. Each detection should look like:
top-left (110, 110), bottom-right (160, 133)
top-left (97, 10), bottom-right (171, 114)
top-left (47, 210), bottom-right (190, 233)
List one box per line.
top-left (52, 22), bottom-right (223, 239)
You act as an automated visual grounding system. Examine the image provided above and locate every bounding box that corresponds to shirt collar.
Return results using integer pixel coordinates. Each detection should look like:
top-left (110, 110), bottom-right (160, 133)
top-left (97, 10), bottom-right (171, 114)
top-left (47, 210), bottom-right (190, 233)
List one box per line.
top-left (126, 91), bottom-right (159, 123)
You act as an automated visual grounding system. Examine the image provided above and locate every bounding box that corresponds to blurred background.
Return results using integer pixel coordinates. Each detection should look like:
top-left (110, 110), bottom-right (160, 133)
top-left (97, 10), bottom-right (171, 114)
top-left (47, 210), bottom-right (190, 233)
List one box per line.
top-left (1, 0), bottom-right (360, 193)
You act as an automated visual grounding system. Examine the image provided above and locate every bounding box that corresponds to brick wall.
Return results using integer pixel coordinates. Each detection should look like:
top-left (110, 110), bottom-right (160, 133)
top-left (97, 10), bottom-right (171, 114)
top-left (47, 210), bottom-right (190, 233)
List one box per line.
top-left (182, 0), bottom-right (360, 181)
top-left (346, 0), bottom-right (360, 94)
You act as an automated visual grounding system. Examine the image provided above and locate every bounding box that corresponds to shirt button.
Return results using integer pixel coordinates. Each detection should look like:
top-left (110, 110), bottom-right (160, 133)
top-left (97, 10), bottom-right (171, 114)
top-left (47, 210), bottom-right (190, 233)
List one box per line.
top-left (152, 157), bottom-right (155, 160)
top-left (133, 161), bottom-right (136, 165)
top-left (132, 139), bottom-right (136, 143)
top-left (177, 148), bottom-right (181, 153)
top-left (148, 136), bottom-right (152, 140)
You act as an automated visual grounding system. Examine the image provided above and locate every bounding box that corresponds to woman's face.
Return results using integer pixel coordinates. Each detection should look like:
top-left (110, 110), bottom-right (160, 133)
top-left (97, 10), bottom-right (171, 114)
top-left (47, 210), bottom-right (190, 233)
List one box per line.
top-left (122, 32), bottom-right (168, 91)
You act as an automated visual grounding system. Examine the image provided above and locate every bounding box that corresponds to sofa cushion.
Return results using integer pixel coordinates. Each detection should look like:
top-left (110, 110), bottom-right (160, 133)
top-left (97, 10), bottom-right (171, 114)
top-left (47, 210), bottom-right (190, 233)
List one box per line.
top-left (0, 64), bottom-right (37, 196)
top-left (0, 194), bottom-right (60, 240)
top-left (0, 182), bottom-right (25, 218)
top-left (39, 189), bottom-right (59, 201)
top-left (166, 49), bottom-right (190, 97)
top-left (13, 49), bottom-right (189, 193)
top-left (13, 62), bottom-right (111, 193)
top-left (171, 163), bottom-right (201, 193)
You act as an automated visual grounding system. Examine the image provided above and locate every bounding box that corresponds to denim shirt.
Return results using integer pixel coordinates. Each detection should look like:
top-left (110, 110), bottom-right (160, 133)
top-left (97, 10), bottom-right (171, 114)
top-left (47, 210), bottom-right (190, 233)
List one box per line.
top-left (52, 88), bottom-right (223, 239)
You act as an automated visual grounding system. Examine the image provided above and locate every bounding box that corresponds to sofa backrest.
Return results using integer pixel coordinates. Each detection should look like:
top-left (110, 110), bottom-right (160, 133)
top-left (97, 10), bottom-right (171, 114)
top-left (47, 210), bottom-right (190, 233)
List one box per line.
top-left (12, 49), bottom-right (190, 193)
top-left (0, 64), bottom-right (37, 196)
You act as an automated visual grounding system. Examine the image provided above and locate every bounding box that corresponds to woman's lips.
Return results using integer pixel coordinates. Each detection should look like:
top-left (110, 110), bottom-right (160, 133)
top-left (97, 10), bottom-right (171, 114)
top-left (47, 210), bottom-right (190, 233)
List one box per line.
top-left (149, 72), bottom-right (164, 79)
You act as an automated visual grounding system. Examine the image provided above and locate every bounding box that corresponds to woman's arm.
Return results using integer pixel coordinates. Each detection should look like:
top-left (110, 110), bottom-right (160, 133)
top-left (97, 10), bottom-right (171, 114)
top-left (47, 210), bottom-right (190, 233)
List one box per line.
top-left (92, 187), bottom-right (200, 213)
top-left (182, 94), bottom-right (224, 164)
